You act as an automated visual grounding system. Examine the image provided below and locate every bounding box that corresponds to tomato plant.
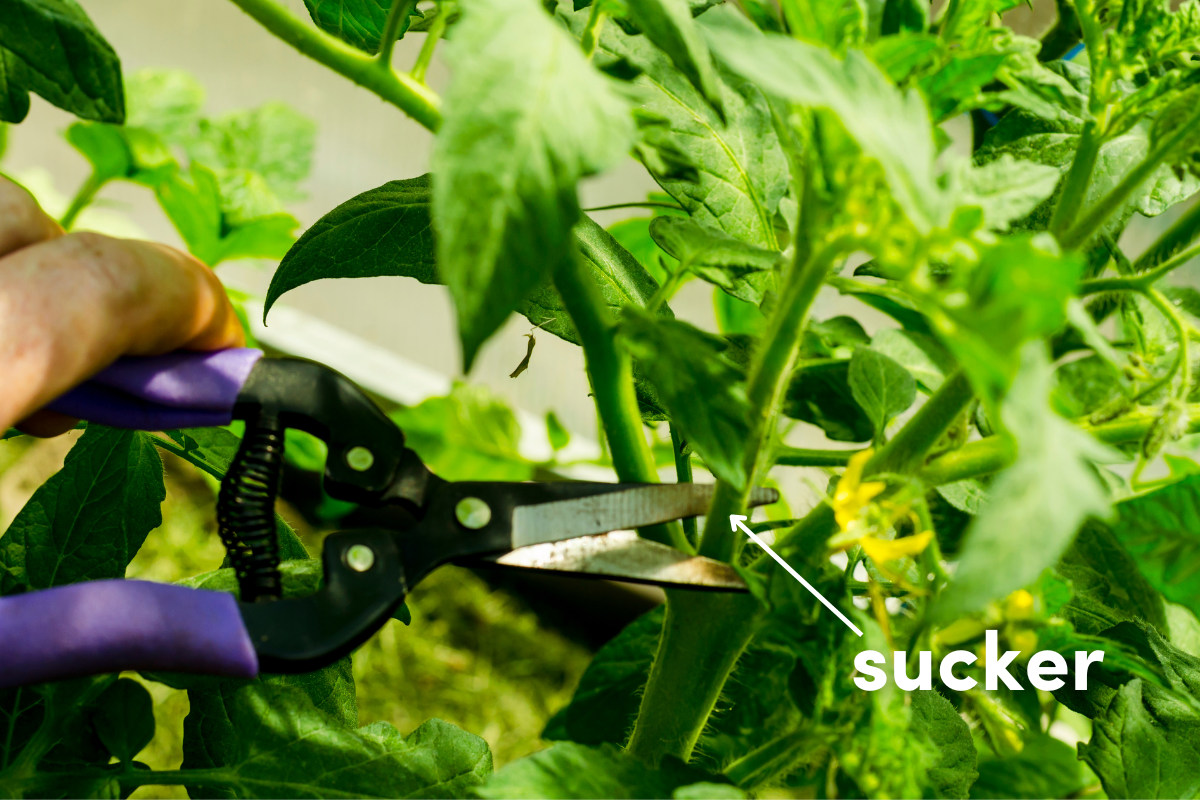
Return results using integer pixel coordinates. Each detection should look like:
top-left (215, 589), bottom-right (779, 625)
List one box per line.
top-left (6, 0), bottom-right (1200, 796)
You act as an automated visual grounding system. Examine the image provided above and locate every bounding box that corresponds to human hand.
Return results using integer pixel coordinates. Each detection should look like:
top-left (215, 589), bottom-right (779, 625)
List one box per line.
top-left (0, 176), bottom-right (244, 435)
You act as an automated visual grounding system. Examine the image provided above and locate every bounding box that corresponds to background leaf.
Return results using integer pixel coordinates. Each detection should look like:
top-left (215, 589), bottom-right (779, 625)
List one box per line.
top-left (302, 0), bottom-right (422, 54)
top-left (648, 216), bottom-right (780, 303)
top-left (433, 0), bottom-right (634, 368)
top-left (0, 425), bottom-right (164, 595)
top-left (618, 309), bottom-right (751, 489)
top-left (623, 0), bottom-right (723, 117)
top-left (847, 346), bottom-right (916, 440)
top-left (0, 0), bottom-right (124, 124)
top-left (92, 678), bottom-right (155, 765)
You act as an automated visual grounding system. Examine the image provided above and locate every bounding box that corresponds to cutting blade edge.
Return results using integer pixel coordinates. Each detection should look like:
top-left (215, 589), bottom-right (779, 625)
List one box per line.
top-left (489, 531), bottom-right (747, 590)
top-left (510, 483), bottom-right (778, 549)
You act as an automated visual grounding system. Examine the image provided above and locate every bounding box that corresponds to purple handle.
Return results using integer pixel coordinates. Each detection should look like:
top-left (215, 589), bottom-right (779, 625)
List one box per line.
top-left (47, 348), bottom-right (263, 430)
top-left (0, 580), bottom-right (258, 689)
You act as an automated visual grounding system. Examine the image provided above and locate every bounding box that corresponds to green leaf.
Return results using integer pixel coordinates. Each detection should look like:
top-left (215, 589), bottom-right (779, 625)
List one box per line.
top-left (92, 678), bottom-right (155, 764)
top-left (1059, 521), bottom-right (1168, 636)
top-left (881, 0), bottom-right (928, 35)
top-left (909, 690), bottom-right (977, 800)
top-left (923, 235), bottom-right (1083, 405)
top-left (433, 0), bottom-right (634, 369)
top-left (714, 290), bottom-right (766, 336)
top-left (624, 0), bottom-right (723, 118)
top-left (869, 327), bottom-right (954, 392)
top-left (0, 425), bottom-right (163, 595)
top-left (188, 101), bottom-right (316, 217)
top-left (65, 122), bottom-right (177, 187)
top-left (1079, 623), bottom-right (1200, 799)
top-left (969, 734), bottom-right (1086, 800)
top-left (1103, 472), bottom-right (1200, 621)
top-left (648, 216), bottom-right (780, 303)
top-left (569, 1), bottom-right (788, 263)
top-left (124, 68), bottom-right (205, 142)
top-left (783, 360), bottom-right (874, 443)
top-left (778, 0), bottom-right (866, 53)
top-left (478, 741), bottom-right (725, 799)
top-left (0, 0), bottom-right (123, 124)
top-left (302, 0), bottom-right (422, 53)
top-left (184, 684), bottom-right (491, 798)
top-left (701, 7), bottom-right (944, 233)
top-left (935, 343), bottom-right (1112, 619)
top-left (847, 347), bottom-right (916, 440)
top-left (952, 154), bottom-right (1061, 233)
top-left (618, 309), bottom-right (751, 489)
top-left (155, 162), bottom-right (299, 266)
top-left (265, 176), bottom-right (436, 318)
top-left (389, 383), bottom-right (536, 482)
top-left (544, 607), bottom-right (662, 745)
top-left (546, 411), bottom-right (570, 451)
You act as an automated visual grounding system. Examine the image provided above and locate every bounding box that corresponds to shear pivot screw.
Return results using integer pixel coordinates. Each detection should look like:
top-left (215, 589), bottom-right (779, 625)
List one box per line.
top-left (455, 497), bottom-right (492, 529)
top-left (346, 446), bottom-right (374, 471)
top-left (345, 544), bottom-right (375, 572)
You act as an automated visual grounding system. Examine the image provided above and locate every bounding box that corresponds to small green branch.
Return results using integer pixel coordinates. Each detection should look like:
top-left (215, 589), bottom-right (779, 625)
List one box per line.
top-left (775, 445), bottom-right (863, 467)
top-left (226, 0), bottom-right (442, 131)
top-left (670, 424), bottom-right (697, 545)
top-left (1049, 120), bottom-right (1103, 239)
top-left (1080, 241), bottom-right (1200, 294)
top-left (579, 1), bottom-right (608, 59)
top-left (698, 242), bottom-right (844, 563)
top-left (1061, 104), bottom-right (1200, 249)
top-left (376, 0), bottom-right (417, 66)
top-left (59, 173), bottom-right (106, 230)
top-left (411, 3), bottom-right (448, 83)
top-left (553, 251), bottom-right (688, 551)
top-left (583, 201), bottom-right (686, 213)
top-left (1134, 197), bottom-right (1200, 273)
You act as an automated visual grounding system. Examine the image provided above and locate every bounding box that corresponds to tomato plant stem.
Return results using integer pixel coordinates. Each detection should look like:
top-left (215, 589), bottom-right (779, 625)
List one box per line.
top-left (1079, 240), bottom-right (1200, 294)
top-left (698, 243), bottom-right (843, 562)
top-left (1049, 119), bottom-right (1102, 239)
top-left (625, 590), bottom-right (762, 765)
top-left (579, 2), bottom-right (608, 59)
top-left (1061, 103), bottom-right (1200, 249)
top-left (376, 0), bottom-right (416, 66)
top-left (552, 252), bottom-right (689, 551)
top-left (411, 6), bottom-right (448, 84)
top-left (226, 0), bottom-right (443, 131)
top-left (59, 173), bottom-right (105, 230)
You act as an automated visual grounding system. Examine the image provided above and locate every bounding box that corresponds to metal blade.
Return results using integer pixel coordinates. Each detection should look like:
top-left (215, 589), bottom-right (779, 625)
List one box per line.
top-left (510, 484), bottom-right (778, 548)
top-left (486, 531), bottom-right (748, 590)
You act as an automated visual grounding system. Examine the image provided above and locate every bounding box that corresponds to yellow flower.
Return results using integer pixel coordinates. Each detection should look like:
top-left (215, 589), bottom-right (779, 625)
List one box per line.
top-left (1005, 589), bottom-right (1035, 620)
top-left (834, 449), bottom-right (886, 531)
top-left (859, 530), bottom-right (934, 564)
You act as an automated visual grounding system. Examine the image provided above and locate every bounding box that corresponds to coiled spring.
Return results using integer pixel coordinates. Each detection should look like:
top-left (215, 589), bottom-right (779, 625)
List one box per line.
top-left (217, 417), bottom-right (285, 602)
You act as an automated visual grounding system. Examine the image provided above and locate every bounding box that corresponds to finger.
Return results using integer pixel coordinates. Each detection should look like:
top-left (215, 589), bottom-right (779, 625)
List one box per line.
top-left (15, 410), bottom-right (80, 438)
top-left (0, 233), bottom-right (244, 431)
top-left (0, 176), bottom-right (62, 257)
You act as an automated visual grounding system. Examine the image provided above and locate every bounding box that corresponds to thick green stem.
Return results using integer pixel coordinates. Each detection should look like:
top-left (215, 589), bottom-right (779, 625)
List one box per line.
top-left (553, 253), bottom-right (688, 551)
top-left (1061, 105), bottom-right (1200, 249)
top-left (625, 590), bottom-right (762, 764)
top-left (411, 5), bottom-right (447, 83)
top-left (698, 244), bottom-right (841, 562)
top-left (1049, 120), bottom-right (1103, 239)
top-left (59, 173), bottom-right (105, 230)
top-left (226, 0), bottom-right (442, 131)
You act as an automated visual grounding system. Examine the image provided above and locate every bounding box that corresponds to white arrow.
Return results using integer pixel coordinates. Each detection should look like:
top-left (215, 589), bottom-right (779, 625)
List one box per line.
top-left (731, 515), bottom-right (863, 637)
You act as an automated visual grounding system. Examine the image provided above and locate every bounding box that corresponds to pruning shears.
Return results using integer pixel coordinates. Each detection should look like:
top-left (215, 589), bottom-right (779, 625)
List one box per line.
top-left (0, 349), bottom-right (776, 689)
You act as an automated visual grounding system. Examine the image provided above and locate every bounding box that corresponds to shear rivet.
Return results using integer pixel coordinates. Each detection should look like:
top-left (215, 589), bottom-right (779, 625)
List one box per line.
top-left (346, 446), bottom-right (374, 471)
top-left (345, 544), bottom-right (376, 572)
top-left (455, 497), bottom-right (492, 529)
